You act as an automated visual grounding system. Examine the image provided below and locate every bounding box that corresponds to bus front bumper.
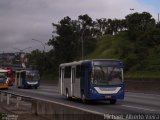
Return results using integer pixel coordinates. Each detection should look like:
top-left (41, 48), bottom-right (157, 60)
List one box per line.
top-left (0, 83), bottom-right (8, 89)
top-left (88, 87), bottom-right (125, 101)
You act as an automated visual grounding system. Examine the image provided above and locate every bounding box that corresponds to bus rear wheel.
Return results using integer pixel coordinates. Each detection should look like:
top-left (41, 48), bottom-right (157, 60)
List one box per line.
top-left (110, 99), bottom-right (117, 104)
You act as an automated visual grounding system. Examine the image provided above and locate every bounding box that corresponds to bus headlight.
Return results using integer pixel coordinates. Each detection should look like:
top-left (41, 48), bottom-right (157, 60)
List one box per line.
top-left (6, 78), bottom-right (9, 84)
top-left (90, 88), bottom-right (98, 94)
top-left (118, 89), bottom-right (124, 93)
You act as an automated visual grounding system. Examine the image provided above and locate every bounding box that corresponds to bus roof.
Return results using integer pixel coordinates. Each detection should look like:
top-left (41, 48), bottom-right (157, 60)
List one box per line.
top-left (92, 59), bottom-right (122, 62)
top-left (60, 59), bottom-right (123, 67)
top-left (15, 69), bottom-right (38, 73)
top-left (0, 68), bottom-right (8, 72)
top-left (60, 60), bottom-right (87, 67)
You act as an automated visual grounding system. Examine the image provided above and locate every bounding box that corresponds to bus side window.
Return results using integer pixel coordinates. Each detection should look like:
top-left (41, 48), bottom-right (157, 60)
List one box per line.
top-left (64, 67), bottom-right (71, 78)
top-left (76, 65), bottom-right (81, 78)
top-left (21, 72), bottom-right (26, 80)
top-left (59, 68), bottom-right (61, 79)
top-left (17, 73), bottom-right (19, 79)
top-left (72, 68), bottom-right (76, 83)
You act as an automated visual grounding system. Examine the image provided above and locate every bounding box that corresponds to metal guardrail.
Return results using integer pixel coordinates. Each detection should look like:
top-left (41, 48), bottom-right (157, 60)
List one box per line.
top-left (1, 91), bottom-right (22, 108)
top-left (0, 90), bottom-right (105, 120)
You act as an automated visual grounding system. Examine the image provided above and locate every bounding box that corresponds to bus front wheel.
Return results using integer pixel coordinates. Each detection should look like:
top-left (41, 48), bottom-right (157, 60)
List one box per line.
top-left (110, 99), bottom-right (117, 104)
top-left (34, 86), bottom-right (38, 89)
top-left (66, 90), bottom-right (72, 100)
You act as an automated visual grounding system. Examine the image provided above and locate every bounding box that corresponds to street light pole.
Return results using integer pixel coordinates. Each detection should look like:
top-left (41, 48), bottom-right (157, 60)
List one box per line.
top-left (158, 13), bottom-right (159, 23)
top-left (32, 39), bottom-right (46, 52)
top-left (77, 19), bottom-right (89, 60)
top-left (13, 47), bottom-right (32, 53)
top-left (81, 28), bottom-right (87, 60)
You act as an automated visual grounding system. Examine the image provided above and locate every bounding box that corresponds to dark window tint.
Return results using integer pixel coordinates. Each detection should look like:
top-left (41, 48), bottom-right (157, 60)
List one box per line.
top-left (64, 66), bottom-right (71, 78)
top-left (76, 65), bottom-right (81, 78)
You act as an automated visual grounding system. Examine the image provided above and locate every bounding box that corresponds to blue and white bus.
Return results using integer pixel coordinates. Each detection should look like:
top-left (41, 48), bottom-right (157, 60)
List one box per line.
top-left (59, 59), bottom-right (125, 104)
top-left (15, 69), bottom-right (40, 89)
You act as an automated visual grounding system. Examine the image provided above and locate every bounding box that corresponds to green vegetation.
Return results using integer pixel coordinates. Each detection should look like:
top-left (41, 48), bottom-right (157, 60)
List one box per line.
top-left (125, 71), bottom-right (160, 79)
top-left (86, 33), bottom-right (160, 78)
top-left (28, 12), bottom-right (160, 80)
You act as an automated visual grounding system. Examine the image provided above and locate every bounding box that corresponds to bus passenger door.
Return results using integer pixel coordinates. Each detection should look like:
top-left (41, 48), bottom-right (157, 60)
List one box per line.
top-left (84, 65), bottom-right (91, 99)
top-left (71, 67), bottom-right (75, 96)
top-left (16, 72), bottom-right (21, 88)
top-left (15, 72), bottom-right (18, 87)
top-left (60, 68), bottom-right (64, 95)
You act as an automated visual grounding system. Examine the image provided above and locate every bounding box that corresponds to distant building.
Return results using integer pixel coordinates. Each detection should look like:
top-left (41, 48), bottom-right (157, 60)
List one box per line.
top-left (0, 53), bottom-right (16, 64)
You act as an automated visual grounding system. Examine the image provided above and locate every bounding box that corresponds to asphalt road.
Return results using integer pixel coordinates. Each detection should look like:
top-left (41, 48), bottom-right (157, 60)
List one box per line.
top-left (4, 85), bottom-right (160, 115)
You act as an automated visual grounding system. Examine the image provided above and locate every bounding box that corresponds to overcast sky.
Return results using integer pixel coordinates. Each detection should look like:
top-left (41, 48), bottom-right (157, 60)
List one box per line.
top-left (0, 0), bottom-right (159, 53)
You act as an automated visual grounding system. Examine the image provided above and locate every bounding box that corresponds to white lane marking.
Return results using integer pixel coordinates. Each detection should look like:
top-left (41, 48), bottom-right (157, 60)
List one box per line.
top-left (122, 105), bottom-right (156, 112)
top-left (126, 94), bottom-right (157, 99)
top-left (126, 92), bottom-right (160, 97)
top-left (18, 89), bottom-right (58, 96)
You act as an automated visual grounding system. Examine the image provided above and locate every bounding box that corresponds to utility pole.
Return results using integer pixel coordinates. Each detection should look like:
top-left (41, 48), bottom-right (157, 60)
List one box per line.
top-left (81, 28), bottom-right (86, 60)
top-left (81, 27), bottom-right (89, 60)
top-left (158, 13), bottom-right (159, 23)
top-left (129, 8), bottom-right (135, 15)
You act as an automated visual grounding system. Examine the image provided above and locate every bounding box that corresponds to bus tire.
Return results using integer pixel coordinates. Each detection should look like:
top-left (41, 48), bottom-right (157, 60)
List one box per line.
top-left (66, 89), bottom-right (71, 100)
top-left (81, 93), bottom-right (87, 104)
top-left (34, 86), bottom-right (38, 89)
top-left (110, 99), bottom-right (117, 104)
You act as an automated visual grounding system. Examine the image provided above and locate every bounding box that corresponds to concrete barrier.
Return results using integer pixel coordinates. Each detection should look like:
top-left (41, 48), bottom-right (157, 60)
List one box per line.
top-left (124, 78), bottom-right (160, 94)
top-left (31, 99), bottom-right (104, 120)
top-left (0, 91), bottom-right (104, 120)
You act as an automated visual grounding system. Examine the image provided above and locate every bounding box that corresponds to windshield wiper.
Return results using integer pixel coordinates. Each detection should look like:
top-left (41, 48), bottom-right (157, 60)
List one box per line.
top-left (108, 66), bottom-right (116, 81)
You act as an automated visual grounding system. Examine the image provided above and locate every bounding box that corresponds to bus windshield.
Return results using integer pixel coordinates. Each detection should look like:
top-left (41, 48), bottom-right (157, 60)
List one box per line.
top-left (0, 72), bottom-right (7, 77)
top-left (0, 72), bottom-right (7, 83)
top-left (26, 71), bottom-right (40, 81)
top-left (93, 66), bottom-right (123, 85)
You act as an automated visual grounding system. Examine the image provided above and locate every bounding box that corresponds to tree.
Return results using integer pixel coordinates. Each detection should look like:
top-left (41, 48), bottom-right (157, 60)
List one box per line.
top-left (78, 14), bottom-right (93, 28)
top-left (26, 12), bottom-right (160, 79)
top-left (48, 16), bottom-right (80, 64)
top-left (27, 49), bottom-right (44, 75)
top-left (125, 12), bottom-right (155, 40)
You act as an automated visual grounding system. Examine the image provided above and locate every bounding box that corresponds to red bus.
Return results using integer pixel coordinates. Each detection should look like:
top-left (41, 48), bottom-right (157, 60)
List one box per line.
top-left (4, 67), bottom-right (15, 86)
top-left (0, 69), bottom-right (9, 89)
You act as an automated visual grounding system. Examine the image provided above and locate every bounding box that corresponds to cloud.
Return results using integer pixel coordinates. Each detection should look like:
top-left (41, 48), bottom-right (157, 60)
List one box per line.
top-left (0, 0), bottom-right (157, 53)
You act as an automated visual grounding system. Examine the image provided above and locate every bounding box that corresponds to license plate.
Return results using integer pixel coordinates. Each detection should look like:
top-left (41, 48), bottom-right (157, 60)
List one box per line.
top-left (105, 96), bottom-right (111, 99)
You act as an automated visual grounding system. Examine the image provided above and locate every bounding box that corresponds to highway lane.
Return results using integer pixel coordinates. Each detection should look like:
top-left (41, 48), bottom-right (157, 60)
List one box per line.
top-left (4, 85), bottom-right (160, 115)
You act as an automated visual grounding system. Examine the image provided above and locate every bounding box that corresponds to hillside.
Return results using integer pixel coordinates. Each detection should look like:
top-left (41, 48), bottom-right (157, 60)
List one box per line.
top-left (28, 12), bottom-right (160, 79)
top-left (86, 31), bottom-right (160, 78)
